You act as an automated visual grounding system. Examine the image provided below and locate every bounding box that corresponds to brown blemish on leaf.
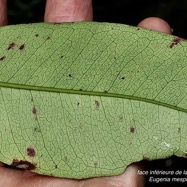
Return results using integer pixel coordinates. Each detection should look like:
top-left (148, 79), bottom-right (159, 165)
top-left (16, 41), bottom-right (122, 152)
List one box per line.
top-left (32, 107), bottom-right (37, 115)
top-left (55, 164), bottom-right (58, 168)
top-left (27, 147), bottom-right (36, 157)
top-left (178, 127), bottom-right (181, 133)
top-left (170, 43), bottom-right (175, 49)
top-left (60, 55), bottom-right (64, 59)
top-left (121, 76), bottom-right (125, 80)
top-left (0, 56), bottom-right (5, 61)
top-left (169, 37), bottom-right (184, 48)
top-left (143, 155), bottom-right (150, 161)
top-left (68, 74), bottom-right (72, 78)
top-left (130, 127), bottom-right (135, 133)
top-left (77, 102), bottom-right (80, 106)
top-left (173, 37), bottom-right (182, 44)
top-left (35, 34), bottom-right (39, 37)
top-left (95, 100), bottom-right (100, 109)
top-left (7, 42), bottom-right (15, 50)
top-left (32, 107), bottom-right (38, 120)
top-left (183, 153), bottom-right (187, 158)
top-left (19, 44), bottom-right (25, 51)
top-left (46, 36), bottom-right (51, 40)
top-left (104, 90), bottom-right (108, 93)
top-left (11, 159), bottom-right (36, 170)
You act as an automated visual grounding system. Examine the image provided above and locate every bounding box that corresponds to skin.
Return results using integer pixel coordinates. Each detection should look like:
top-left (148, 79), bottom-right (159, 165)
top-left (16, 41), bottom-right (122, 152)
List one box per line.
top-left (0, 0), bottom-right (172, 186)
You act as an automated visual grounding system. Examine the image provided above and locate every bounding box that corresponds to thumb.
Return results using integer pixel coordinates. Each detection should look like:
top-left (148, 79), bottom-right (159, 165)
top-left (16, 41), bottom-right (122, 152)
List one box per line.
top-left (137, 17), bottom-right (172, 34)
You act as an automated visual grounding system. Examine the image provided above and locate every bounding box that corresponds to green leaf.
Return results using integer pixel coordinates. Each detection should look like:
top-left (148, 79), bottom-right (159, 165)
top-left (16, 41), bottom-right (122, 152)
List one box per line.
top-left (0, 22), bottom-right (187, 179)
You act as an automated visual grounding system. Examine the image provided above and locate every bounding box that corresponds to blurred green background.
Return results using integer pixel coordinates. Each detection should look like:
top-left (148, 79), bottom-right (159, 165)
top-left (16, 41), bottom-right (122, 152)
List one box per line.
top-left (7, 0), bottom-right (187, 38)
top-left (7, 1), bottom-right (187, 187)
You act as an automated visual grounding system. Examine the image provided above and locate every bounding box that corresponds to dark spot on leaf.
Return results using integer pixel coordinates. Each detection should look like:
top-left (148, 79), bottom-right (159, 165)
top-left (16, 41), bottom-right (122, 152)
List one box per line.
top-left (79, 88), bottom-right (83, 91)
top-left (7, 42), bottom-right (15, 50)
top-left (32, 107), bottom-right (37, 115)
top-left (35, 34), bottom-right (39, 37)
top-left (60, 55), bottom-right (64, 59)
top-left (104, 90), bottom-right (108, 93)
top-left (10, 159), bottom-right (36, 170)
top-left (94, 161), bottom-right (98, 167)
top-left (143, 155), bottom-right (150, 161)
top-left (183, 153), bottom-right (187, 158)
top-left (77, 102), bottom-right (80, 106)
top-left (119, 115), bottom-right (124, 122)
top-left (34, 127), bottom-right (41, 132)
top-left (0, 56), bottom-right (5, 61)
top-left (169, 43), bottom-right (175, 49)
top-left (27, 147), bottom-right (36, 157)
top-left (19, 44), bottom-right (25, 51)
top-left (178, 127), bottom-right (181, 133)
top-left (173, 37), bottom-right (182, 44)
top-left (130, 127), bottom-right (135, 133)
top-left (68, 74), bottom-right (72, 77)
top-left (55, 164), bottom-right (58, 168)
top-left (169, 37), bottom-right (184, 48)
top-left (39, 154), bottom-right (43, 158)
top-left (137, 28), bottom-right (140, 31)
top-left (46, 36), bottom-right (51, 40)
top-left (121, 77), bottom-right (125, 80)
top-left (64, 156), bottom-right (68, 162)
top-left (95, 100), bottom-right (100, 109)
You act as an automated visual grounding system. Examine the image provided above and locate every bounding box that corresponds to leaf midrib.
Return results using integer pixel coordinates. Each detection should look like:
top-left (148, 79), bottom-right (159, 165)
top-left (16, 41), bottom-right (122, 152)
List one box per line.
top-left (0, 81), bottom-right (186, 113)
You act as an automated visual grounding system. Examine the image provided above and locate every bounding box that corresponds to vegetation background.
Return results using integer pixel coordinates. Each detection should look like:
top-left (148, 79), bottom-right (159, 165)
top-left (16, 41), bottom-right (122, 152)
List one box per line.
top-left (7, 0), bottom-right (187, 187)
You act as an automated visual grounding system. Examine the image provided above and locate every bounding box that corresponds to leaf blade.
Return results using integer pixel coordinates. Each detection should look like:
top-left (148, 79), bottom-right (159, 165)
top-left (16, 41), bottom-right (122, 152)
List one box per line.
top-left (0, 22), bottom-right (187, 179)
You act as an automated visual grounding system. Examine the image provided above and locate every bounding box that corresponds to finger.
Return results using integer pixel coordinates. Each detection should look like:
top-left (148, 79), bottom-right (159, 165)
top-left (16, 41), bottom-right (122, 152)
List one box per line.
top-left (0, 165), bottom-right (79, 187)
top-left (80, 163), bottom-right (145, 187)
top-left (0, 0), bottom-right (8, 26)
top-left (137, 17), bottom-right (172, 34)
top-left (0, 163), bottom-right (88, 187)
top-left (44, 0), bottom-right (93, 23)
top-left (0, 163), bottom-right (144, 187)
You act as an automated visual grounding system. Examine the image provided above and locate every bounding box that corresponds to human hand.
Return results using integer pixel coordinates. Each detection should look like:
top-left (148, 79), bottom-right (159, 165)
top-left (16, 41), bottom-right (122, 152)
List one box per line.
top-left (0, 0), bottom-right (173, 186)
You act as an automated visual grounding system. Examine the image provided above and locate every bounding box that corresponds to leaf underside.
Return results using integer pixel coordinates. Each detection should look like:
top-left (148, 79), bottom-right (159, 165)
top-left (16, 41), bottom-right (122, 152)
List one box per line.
top-left (0, 22), bottom-right (187, 179)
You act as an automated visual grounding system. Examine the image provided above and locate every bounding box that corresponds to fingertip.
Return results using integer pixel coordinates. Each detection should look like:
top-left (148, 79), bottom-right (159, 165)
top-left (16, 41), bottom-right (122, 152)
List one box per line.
top-left (137, 17), bottom-right (172, 34)
top-left (117, 163), bottom-right (145, 187)
top-left (44, 0), bottom-right (93, 23)
top-left (0, 0), bottom-right (8, 26)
